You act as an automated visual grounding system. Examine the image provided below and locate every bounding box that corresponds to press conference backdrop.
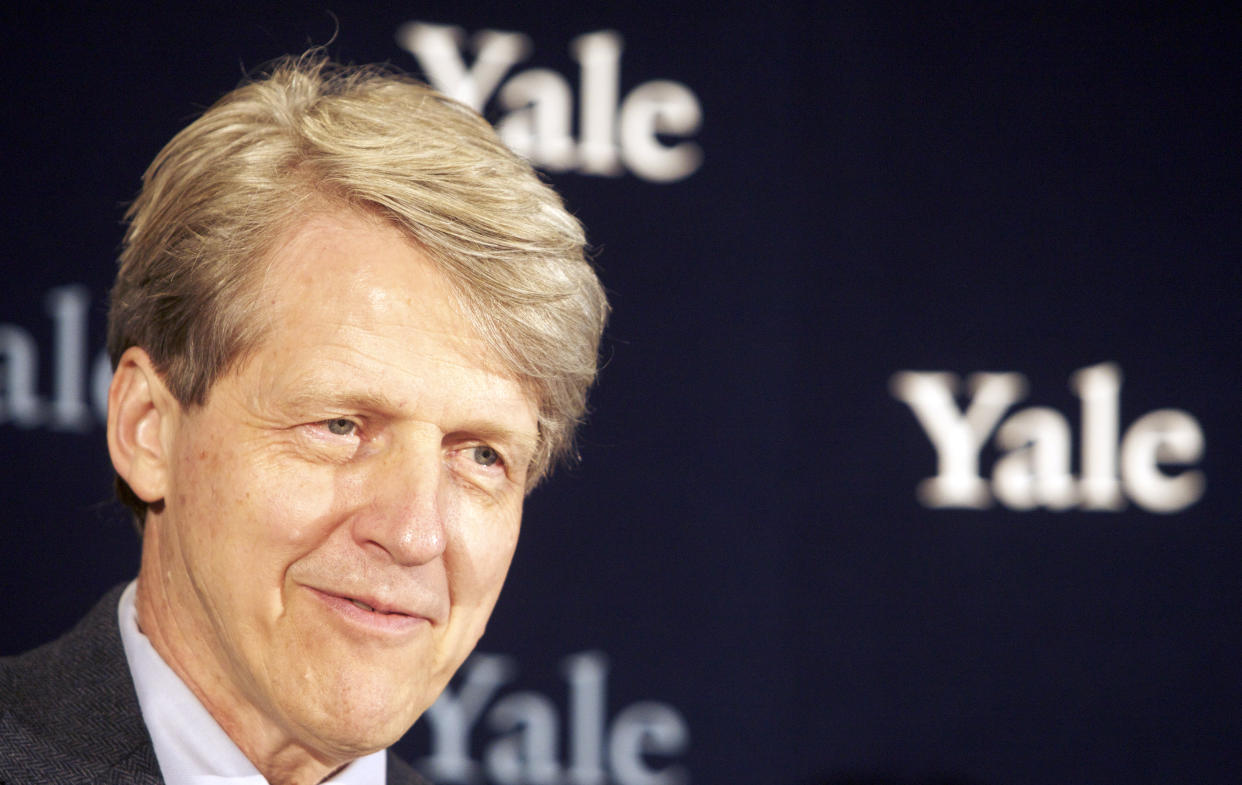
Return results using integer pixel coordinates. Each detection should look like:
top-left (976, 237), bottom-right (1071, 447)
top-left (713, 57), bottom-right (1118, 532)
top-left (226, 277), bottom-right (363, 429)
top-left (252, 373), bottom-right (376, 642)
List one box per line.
top-left (2, 5), bottom-right (1238, 784)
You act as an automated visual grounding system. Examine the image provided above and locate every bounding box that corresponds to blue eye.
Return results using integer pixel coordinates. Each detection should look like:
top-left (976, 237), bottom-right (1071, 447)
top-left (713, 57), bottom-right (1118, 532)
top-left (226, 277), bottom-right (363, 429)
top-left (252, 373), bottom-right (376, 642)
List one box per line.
top-left (472, 446), bottom-right (500, 467)
top-left (325, 419), bottom-right (356, 436)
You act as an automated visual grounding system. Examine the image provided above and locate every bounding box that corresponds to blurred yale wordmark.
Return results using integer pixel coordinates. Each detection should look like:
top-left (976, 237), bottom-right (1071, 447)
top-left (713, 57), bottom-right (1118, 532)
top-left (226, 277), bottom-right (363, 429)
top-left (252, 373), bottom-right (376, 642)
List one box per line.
top-left (891, 362), bottom-right (1204, 513)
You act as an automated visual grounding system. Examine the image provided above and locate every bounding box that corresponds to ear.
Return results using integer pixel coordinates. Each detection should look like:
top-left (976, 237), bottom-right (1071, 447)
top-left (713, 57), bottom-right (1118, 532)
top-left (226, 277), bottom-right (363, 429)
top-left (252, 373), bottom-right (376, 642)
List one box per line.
top-left (107, 347), bottom-right (179, 504)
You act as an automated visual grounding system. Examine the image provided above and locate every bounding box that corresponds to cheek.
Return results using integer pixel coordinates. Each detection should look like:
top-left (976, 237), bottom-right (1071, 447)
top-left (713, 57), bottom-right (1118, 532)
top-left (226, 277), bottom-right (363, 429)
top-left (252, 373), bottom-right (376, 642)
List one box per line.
top-left (258, 466), bottom-right (345, 544)
top-left (176, 441), bottom-right (344, 571)
top-left (446, 505), bottom-right (522, 606)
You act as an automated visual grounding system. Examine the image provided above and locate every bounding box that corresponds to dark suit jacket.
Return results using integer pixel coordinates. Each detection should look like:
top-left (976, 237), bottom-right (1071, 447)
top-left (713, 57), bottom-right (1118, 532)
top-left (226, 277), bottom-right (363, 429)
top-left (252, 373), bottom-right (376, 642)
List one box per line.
top-left (0, 584), bottom-right (427, 785)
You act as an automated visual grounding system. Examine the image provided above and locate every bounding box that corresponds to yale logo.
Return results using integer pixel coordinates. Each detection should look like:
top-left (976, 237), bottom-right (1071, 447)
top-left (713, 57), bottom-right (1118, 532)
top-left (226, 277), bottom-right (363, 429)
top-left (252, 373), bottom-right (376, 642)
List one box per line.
top-left (0, 284), bottom-right (109, 431)
top-left (890, 363), bottom-right (1205, 513)
top-left (420, 651), bottom-right (688, 785)
top-left (396, 23), bottom-right (703, 183)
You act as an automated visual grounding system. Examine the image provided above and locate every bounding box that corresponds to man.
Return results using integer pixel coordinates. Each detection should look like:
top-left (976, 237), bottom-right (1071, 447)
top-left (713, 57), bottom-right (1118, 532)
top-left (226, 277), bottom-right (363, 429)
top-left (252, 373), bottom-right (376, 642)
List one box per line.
top-left (0, 52), bottom-right (608, 785)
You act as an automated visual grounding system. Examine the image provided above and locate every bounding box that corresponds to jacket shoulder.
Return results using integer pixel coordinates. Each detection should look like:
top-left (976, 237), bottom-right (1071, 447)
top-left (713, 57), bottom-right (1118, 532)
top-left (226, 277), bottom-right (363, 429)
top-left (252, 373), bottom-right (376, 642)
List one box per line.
top-left (0, 584), bottom-right (161, 785)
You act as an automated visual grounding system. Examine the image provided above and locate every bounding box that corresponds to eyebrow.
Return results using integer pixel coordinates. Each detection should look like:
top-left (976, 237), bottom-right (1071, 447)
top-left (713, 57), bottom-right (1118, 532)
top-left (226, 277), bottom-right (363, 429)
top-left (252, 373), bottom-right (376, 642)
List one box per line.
top-left (279, 383), bottom-right (406, 420)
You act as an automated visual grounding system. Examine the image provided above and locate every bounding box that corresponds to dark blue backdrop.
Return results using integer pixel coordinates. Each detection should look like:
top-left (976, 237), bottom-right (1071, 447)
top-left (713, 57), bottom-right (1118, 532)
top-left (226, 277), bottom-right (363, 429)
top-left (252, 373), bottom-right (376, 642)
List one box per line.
top-left (2, 4), bottom-right (1239, 784)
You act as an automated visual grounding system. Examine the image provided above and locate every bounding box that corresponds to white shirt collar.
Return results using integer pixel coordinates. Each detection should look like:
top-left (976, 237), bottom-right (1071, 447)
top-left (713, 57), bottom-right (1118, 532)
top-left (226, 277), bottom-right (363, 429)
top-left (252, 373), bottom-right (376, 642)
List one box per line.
top-left (117, 580), bottom-right (387, 785)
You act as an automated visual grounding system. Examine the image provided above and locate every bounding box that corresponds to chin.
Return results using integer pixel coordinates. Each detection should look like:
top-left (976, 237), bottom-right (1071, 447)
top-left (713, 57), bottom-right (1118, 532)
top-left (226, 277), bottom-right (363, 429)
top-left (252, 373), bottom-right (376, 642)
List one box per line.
top-left (298, 684), bottom-right (429, 759)
top-left (298, 708), bottom-right (416, 762)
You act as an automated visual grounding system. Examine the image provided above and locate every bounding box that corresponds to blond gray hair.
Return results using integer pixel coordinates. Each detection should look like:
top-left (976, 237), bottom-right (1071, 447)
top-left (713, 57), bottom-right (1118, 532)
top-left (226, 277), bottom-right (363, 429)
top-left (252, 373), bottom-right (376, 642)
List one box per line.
top-left (108, 51), bottom-right (608, 526)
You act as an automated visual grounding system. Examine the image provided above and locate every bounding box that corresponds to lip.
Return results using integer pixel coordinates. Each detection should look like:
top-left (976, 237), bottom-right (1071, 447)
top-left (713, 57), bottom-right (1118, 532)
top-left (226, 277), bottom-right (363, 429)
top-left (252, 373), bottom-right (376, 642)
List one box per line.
top-left (304, 586), bottom-right (431, 635)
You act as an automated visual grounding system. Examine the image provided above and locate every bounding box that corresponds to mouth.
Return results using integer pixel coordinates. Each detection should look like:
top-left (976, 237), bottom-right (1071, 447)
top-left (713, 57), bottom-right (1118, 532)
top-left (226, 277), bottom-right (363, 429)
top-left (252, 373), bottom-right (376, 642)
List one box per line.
top-left (305, 586), bottom-right (430, 634)
top-left (347, 597), bottom-right (396, 614)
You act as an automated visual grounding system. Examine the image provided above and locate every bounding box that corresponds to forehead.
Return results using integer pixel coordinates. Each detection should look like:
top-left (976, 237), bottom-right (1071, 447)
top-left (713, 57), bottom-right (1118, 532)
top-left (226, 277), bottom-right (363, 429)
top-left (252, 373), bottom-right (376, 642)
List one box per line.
top-left (238, 208), bottom-right (535, 424)
top-left (260, 209), bottom-right (452, 327)
top-left (252, 209), bottom-right (480, 358)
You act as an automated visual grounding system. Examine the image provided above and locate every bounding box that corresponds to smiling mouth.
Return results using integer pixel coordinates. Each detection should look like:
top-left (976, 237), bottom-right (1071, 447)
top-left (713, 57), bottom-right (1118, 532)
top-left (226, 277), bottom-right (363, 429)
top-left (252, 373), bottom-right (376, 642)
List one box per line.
top-left (347, 597), bottom-right (405, 615)
top-left (306, 586), bottom-right (429, 634)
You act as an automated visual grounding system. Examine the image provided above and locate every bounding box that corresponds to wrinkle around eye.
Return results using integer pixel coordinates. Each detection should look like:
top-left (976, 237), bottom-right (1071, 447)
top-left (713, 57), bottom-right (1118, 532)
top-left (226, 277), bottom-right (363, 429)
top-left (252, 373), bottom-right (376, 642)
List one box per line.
top-left (445, 445), bottom-right (517, 494)
top-left (294, 418), bottom-right (368, 462)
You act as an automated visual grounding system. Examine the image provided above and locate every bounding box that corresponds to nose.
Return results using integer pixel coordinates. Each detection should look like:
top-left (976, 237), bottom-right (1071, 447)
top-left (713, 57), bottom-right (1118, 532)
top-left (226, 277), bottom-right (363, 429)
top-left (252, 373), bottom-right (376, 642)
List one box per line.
top-left (350, 441), bottom-right (448, 566)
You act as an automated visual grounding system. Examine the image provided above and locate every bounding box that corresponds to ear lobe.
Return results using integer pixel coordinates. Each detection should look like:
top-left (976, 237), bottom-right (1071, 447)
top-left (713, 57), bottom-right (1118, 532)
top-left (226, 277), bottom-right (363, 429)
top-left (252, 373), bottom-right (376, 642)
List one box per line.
top-left (107, 347), bottom-right (178, 504)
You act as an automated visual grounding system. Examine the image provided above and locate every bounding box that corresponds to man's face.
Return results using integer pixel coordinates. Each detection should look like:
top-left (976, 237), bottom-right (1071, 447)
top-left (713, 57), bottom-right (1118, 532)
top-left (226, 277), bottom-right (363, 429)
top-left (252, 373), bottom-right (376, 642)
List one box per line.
top-left (138, 208), bottom-right (537, 759)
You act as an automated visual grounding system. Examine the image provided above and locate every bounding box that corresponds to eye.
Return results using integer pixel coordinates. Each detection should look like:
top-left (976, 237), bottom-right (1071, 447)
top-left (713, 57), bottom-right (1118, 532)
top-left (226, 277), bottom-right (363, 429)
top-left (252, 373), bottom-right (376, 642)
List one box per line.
top-left (325, 418), bottom-right (357, 436)
top-left (471, 445), bottom-right (501, 467)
